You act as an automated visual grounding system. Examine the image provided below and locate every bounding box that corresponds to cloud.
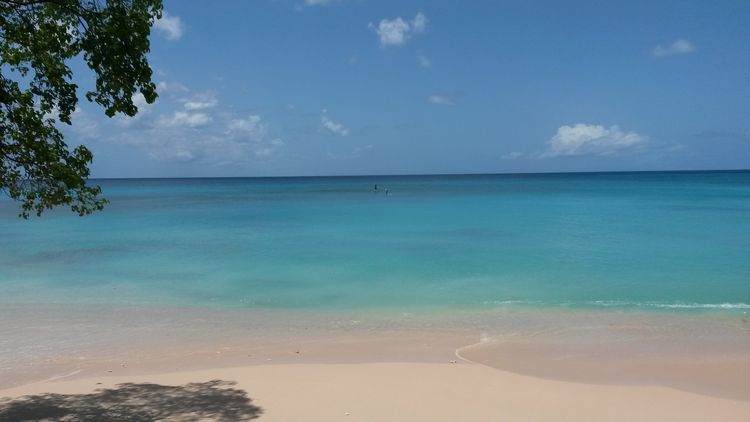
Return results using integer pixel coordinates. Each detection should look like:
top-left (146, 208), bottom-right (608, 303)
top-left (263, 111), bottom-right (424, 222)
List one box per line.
top-left (428, 95), bottom-right (454, 106)
top-left (368, 12), bottom-right (428, 47)
top-left (542, 124), bottom-right (647, 157)
top-left (156, 80), bottom-right (189, 94)
top-left (154, 11), bottom-right (184, 41)
top-left (369, 17), bottom-right (409, 46)
top-left (113, 92), bottom-right (156, 127)
top-left (144, 91), bottom-right (218, 129)
top-left (165, 111), bottom-right (212, 128)
top-left (224, 115), bottom-right (284, 160)
top-left (131, 92), bottom-right (152, 111)
top-left (117, 90), bottom-right (215, 129)
top-left (96, 82), bottom-right (284, 165)
top-left (183, 93), bottom-right (218, 110)
top-left (320, 110), bottom-right (350, 136)
top-left (412, 12), bottom-right (428, 32)
top-left (227, 115), bottom-right (267, 139)
top-left (417, 55), bottom-right (431, 68)
top-left (652, 39), bottom-right (694, 57)
top-left (295, 0), bottom-right (340, 11)
top-left (114, 114), bottom-right (282, 164)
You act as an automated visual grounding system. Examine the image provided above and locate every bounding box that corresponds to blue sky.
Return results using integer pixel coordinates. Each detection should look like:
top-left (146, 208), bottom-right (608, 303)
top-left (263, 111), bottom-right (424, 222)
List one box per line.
top-left (66, 0), bottom-right (750, 177)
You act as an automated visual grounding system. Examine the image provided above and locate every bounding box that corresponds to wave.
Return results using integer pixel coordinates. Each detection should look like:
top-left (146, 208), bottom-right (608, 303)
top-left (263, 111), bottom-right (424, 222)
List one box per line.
top-left (483, 300), bottom-right (750, 310)
top-left (588, 300), bottom-right (750, 309)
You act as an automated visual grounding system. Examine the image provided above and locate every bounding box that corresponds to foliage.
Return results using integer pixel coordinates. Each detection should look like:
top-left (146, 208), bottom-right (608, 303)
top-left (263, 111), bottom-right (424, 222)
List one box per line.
top-left (0, 0), bottom-right (162, 217)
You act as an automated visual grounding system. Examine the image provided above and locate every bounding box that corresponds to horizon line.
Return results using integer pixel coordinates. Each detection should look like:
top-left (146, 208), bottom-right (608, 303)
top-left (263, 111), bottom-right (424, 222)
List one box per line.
top-left (90, 168), bottom-right (750, 181)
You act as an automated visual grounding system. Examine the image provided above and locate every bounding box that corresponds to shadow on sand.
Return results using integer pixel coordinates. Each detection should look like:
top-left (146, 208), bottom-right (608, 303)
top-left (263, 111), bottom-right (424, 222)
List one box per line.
top-left (0, 379), bottom-right (262, 421)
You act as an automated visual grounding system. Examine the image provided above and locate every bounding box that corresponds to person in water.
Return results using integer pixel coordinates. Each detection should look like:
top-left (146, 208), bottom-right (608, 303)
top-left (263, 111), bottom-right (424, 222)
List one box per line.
top-left (373, 184), bottom-right (378, 192)
top-left (385, 188), bottom-right (391, 196)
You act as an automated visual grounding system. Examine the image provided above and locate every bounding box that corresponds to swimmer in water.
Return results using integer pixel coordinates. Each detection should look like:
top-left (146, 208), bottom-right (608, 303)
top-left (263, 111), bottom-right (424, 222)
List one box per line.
top-left (373, 184), bottom-right (378, 192)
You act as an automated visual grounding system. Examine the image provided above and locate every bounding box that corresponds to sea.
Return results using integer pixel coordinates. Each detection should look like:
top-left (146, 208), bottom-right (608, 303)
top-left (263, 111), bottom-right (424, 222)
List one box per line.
top-left (1, 170), bottom-right (748, 314)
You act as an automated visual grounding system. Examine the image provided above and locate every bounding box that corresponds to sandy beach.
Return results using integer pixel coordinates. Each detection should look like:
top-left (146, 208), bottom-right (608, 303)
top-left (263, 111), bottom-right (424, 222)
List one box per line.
top-left (1, 305), bottom-right (748, 420)
top-left (2, 362), bottom-right (750, 421)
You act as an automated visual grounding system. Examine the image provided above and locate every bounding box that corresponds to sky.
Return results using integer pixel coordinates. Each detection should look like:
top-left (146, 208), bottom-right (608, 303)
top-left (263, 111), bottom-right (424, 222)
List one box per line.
top-left (64, 0), bottom-right (750, 178)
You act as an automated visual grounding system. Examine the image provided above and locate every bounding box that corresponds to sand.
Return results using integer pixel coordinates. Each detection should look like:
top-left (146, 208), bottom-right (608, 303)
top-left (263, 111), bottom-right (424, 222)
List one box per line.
top-left (2, 305), bottom-right (748, 420)
top-left (2, 362), bottom-right (750, 421)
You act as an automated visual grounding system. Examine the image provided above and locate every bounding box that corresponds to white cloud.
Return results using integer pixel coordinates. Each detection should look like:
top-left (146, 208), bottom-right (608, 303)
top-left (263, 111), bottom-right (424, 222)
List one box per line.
top-left (183, 93), bottom-right (218, 110)
top-left (159, 111), bottom-right (212, 128)
top-left (428, 95), bottom-right (454, 106)
top-left (224, 115), bottom-right (284, 161)
top-left (154, 11), bottom-right (184, 41)
top-left (542, 124), bottom-right (647, 157)
top-left (118, 89), bottom-right (213, 129)
top-left (80, 79), bottom-right (286, 165)
top-left (113, 92), bottom-right (156, 127)
top-left (227, 115), bottom-right (267, 140)
top-left (411, 12), bottom-right (428, 33)
top-left (113, 113), bottom-right (283, 164)
top-left (131, 92), bottom-right (151, 110)
top-left (369, 12), bottom-right (428, 47)
top-left (320, 110), bottom-right (350, 136)
top-left (652, 39), bottom-right (694, 57)
top-left (145, 92), bottom-right (217, 128)
top-left (417, 54), bottom-right (431, 68)
top-left (156, 80), bottom-right (189, 94)
top-left (370, 17), bottom-right (409, 46)
top-left (296, 0), bottom-right (339, 11)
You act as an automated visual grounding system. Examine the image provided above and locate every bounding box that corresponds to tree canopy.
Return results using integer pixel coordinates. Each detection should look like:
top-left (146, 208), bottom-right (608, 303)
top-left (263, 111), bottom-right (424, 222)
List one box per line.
top-left (0, 0), bottom-right (162, 218)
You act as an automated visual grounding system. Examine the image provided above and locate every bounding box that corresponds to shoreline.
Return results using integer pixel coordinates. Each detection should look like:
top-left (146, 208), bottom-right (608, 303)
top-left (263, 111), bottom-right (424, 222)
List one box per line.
top-left (1, 303), bottom-right (748, 401)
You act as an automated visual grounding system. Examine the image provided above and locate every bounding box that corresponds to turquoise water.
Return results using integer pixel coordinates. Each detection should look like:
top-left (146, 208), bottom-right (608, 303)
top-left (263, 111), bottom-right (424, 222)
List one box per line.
top-left (1, 171), bottom-right (749, 312)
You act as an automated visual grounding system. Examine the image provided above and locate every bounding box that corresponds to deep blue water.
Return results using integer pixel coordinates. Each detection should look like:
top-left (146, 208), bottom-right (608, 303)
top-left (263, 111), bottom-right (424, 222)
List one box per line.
top-left (1, 171), bottom-right (748, 312)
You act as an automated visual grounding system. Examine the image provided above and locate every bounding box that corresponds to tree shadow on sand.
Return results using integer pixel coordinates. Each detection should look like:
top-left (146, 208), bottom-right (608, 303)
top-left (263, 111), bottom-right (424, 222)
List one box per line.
top-left (0, 379), bottom-right (262, 421)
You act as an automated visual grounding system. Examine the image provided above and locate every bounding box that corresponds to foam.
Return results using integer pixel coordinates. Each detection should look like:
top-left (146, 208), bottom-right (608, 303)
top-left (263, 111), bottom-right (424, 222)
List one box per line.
top-left (482, 300), bottom-right (750, 311)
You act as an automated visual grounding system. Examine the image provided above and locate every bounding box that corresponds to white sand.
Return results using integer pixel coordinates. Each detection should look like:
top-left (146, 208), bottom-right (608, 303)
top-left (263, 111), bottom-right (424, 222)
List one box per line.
top-left (2, 362), bottom-right (749, 421)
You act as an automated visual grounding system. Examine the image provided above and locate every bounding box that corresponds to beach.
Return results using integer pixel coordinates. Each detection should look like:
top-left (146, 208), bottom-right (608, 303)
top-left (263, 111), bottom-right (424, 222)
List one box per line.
top-left (1, 173), bottom-right (749, 419)
top-left (3, 362), bottom-right (750, 421)
top-left (1, 304), bottom-right (748, 420)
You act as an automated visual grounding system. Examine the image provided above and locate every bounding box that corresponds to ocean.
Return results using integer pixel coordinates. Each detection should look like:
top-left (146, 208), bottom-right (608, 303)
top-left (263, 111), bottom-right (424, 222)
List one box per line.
top-left (1, 171), bottom-right (749, 313)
